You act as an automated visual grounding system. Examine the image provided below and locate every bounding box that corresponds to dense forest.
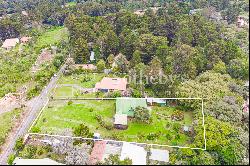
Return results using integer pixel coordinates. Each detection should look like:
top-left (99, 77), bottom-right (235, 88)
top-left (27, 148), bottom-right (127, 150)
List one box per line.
top-left (0, 0), bottom-right (249, 165)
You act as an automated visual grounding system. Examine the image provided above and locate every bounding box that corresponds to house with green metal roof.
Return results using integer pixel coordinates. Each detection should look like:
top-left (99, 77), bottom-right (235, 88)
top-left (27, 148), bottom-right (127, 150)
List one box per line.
top-left (116, 98), bottom-right (147, 117)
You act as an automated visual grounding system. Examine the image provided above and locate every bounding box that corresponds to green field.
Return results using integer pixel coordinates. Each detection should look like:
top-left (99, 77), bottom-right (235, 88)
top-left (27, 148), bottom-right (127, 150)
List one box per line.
top-left (58, 73), bottom-right (105, 88)
top-left (35, 27), bottom-right (69, 51)
top-left (33, 100), bottom-right (115, 134)
top-left (66, 1), bottom-right (77, 7)
top-left (0, 109), bottom-right (22, 150)
top-left (32, 100), bottom-right (195, 146)
top-left (53, 73), bottom-right (105, 98)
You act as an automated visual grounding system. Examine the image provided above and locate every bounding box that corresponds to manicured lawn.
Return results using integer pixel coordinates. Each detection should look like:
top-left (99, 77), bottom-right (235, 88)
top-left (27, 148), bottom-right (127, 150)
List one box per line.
top-left (33, 100), bottom-right (195, 146)
top-left (0, 109), bottom-right (22, 149)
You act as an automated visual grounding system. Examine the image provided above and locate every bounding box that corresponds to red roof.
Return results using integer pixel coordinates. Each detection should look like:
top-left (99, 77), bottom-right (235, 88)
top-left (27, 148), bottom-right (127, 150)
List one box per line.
top-left (89, 141), bottom-right (106, 165)
top-left (21, 37), bottom-right (32, 43)
top-left (95, 77), bottom-right (127, 91)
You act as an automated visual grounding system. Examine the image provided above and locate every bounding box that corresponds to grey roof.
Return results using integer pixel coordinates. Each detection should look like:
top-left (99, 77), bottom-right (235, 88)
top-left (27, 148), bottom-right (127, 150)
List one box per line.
top-left (149, 149), bottom-right (169, 162)
top-left (183, 126), bottom-right (189, 132)
top-left (90, 51), bottom-right (95, 61)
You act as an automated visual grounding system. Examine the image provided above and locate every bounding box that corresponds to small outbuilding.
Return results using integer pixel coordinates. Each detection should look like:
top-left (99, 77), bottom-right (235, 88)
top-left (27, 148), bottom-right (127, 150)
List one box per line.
top-left (149, 148), bottom-right (169, 163)
top-left (114, 114), bottom-right (128, 130)
top-left (147, 98), bottom-right (166, 106)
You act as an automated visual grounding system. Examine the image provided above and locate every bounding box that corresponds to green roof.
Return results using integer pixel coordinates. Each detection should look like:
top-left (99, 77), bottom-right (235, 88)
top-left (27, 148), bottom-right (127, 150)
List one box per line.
top-left (116, 98), bottom-right (147, 117)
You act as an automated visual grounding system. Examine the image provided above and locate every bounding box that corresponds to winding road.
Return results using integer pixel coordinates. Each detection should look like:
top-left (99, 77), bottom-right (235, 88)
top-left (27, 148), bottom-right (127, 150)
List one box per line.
top-left (0, 63), bottom-right (66, 165)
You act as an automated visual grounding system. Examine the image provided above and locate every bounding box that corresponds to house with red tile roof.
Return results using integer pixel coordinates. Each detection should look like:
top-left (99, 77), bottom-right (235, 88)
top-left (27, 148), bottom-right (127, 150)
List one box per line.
top-left (94, 77), bottom-right (127, 92)
top-left (1, 38), bottom-right (19, 50)
top-left (21, 37), bottom-right (32, 43)
top-left (89, 141), bottom-right (107, 165)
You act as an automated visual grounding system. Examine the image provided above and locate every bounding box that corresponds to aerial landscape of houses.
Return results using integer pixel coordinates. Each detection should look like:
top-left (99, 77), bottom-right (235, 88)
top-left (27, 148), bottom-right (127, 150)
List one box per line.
top-left (0, 0), bottom-right (249, 165)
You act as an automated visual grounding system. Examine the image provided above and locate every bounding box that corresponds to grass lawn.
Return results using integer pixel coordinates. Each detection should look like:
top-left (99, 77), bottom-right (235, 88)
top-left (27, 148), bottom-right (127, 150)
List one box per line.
top-left (66, 1), bottom-right (77, 6)
top-left (33, 100), bottom-right (115, 134)
top-left (35, 27), bottom-right (68, 51)
top-left (33, 100), bottom-right (195, 146)
top-left (53, 73), bottom-right (105, 98)
top-left (0, 109), bottom-right (22, 149)
top-left (58, 73), bottom-right (105, 88)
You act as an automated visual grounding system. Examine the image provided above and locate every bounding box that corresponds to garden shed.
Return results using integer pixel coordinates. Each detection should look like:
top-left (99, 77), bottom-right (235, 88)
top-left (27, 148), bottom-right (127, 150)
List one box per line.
top-left (114, 114), bottom-right (128, 130)
top-left (147, 98), bottom-right (166, 106)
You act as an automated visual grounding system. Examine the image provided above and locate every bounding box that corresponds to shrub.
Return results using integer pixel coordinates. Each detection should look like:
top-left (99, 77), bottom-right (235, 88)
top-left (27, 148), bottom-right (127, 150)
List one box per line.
top-left (134, 106), bottom-right (151, 124)
top-left (131, 89), bottom-right (143, 98)
top-left (137, 132), bottom-right (146, 140)
top-left (73, 124), bottom-right (94, 138)
top-left (104, 122), bottom-right (114, 130)
top-left (165, 121), bottom-right (171, 129)
top-left (36, 146), bottom-right (48, 156)
top-left (27, 85), bottom-right (42, 99)
top-left (14, 138), bottom-right (24, 151)
top-left (104, 91), bottom-right (122, 98)
top-left (81, 75), bottom-right (91, 83)
top-left (31, 126), bottom-right (41, 133)
top-left (73, 140), bottom-right (83, 146)
top-left (172, 123), bottom-right (181, 132)
top-left (171, 110), bottom-right (184, 121)
top-left (95, 115), bottom-right (114, 130)
top-left (68, 100), bottom-right (73, 105)
top-left (97, 60), bottom-right (106, 72)
top-left (175, 134), bottom-right (181, 140)
top-left (19, 145), bottom-right (37, 159)
top-left (146, 133), bottom-right (159, 141)
top-left (101, 154), bottom-right (132, 165)
top-left (7, 154), bottom-right (15, 165)
top-left (95, 91), bottom-right (101, 98)
top-left (165, 132), bottom-right (172, 140)
top-left (42, 118), bottom-right (47, 122)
